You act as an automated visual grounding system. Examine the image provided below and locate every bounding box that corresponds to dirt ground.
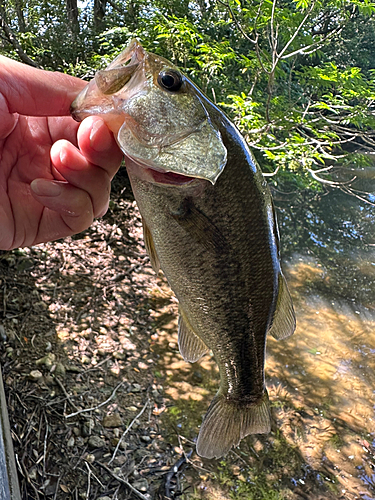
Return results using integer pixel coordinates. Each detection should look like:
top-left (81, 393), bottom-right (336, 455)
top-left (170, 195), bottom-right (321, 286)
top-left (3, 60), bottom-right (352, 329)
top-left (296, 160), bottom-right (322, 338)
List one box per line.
top-left (0, 169), bottom-right (368, 500)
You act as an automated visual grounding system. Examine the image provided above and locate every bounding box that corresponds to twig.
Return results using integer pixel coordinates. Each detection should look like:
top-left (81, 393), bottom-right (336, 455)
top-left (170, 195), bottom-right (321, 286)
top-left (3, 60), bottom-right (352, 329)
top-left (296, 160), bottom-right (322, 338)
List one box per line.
top-left (263, 165), bottom-right (280, 177)
top-left (54, 377), bottom-right (80, 412)
top-left (109, 399), bottom-right (149, 464)
top-left (85, 462), bottom-right (91, 499)
top-left (216, 0), bottom-right (256, 44)
top-left (96, 462), bottom-right (149, 500)
top-left (66, 381), bottom-right (126, 418)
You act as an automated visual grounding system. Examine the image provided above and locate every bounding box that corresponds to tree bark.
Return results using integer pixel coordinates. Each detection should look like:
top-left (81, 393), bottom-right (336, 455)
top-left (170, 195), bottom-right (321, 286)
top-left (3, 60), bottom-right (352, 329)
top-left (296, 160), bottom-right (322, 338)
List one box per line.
top-left (14, 0), bottom-right (25, 32)
top-left (94, 0), bottom-right (107, 32)
top-left (66, 0), bottom-right (79, 36)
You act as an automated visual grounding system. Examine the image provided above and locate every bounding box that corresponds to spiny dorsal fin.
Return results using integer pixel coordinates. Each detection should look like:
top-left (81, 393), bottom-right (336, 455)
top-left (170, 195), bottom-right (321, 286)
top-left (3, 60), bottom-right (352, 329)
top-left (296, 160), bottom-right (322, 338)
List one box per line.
top-left (268, 272), bottom-right (296, 340)
top-left (142, 217), bottom-right (160, 274)
top-left (196, 391), bottom-right (271, 459)
top-left (178, 309), bottom-right (208, 363)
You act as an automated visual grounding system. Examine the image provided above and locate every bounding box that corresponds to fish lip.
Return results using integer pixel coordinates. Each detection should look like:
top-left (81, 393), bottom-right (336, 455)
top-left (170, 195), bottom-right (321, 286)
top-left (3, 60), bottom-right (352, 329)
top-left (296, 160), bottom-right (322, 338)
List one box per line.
top-left (126, 158), bottom-right (201, 187)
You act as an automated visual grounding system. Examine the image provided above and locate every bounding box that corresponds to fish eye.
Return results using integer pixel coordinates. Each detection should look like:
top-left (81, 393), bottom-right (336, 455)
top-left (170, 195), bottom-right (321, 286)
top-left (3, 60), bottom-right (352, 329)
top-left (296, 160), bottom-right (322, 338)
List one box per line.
top-left (157, 70), bottom-right (183, 92)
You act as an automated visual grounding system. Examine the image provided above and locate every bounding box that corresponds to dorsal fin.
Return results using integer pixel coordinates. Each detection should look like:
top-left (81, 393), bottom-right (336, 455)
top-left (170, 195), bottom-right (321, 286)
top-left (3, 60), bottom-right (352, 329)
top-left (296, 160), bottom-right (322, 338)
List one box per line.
top-left (142, 217), bottom-right (160, 274)
top-left (178, 309), bottom-right (208, 363)
top-left (268, 272), bottom-right (296, 340)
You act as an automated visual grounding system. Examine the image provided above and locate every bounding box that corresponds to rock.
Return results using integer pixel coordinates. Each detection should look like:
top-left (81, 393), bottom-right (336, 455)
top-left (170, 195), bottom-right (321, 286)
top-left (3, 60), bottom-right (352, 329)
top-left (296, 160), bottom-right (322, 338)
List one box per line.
top-left (54, 363), bottom-right (66, 377)
top-left (102, 414), bottom-right (123, 428)
top-left (29, 370), bottom-right (43, 381)
top-left (113, 351), bottom-right (125, 360)
top-left (88, 436), bottom-right (106, 449)
top-left (132, 479), bottom-right (148, 492)
top-left (140, 435), bottom-right (151, 443)
top-left (85, 454), bottom-right (96, 464)
top-left (35, 353), bottom-right (56, 369)
top-left (67, 437), bottom-right (75, 447)
top-left (81, 355), bottom-right (91, 364)
top-left (113, 455), bottom-right (127, 466)
top-left (131, 383), bottom-right (142, 393)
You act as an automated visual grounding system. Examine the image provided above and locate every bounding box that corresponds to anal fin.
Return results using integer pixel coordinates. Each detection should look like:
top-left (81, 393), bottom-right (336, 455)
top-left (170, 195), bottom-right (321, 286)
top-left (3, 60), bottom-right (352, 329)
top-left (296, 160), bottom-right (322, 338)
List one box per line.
top-left (178, 310), bottom-right (208, 363)
top-left (268, 272), bottom-right (296, 340)
top-left (196, 391), bottom-right (271, 459)
top-left (142, 217), bottom-right (160, 274)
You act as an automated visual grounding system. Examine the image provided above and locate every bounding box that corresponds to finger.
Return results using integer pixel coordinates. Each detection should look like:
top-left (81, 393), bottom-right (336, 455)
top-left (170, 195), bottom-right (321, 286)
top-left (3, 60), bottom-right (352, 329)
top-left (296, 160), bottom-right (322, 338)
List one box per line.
top-left (49, 139), bottom-right (112, 217)
top-left (0, 55), bottom-right (86, 117)
top-left (30, 179), bottom-right (94, 238)
top-left (77, 116), bottom-right (123, 178)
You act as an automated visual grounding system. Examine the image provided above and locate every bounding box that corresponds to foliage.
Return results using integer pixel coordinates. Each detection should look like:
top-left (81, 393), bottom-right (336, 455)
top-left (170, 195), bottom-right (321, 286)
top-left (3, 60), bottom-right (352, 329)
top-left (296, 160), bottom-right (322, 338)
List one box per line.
top-left (1, 0), bottom-right (375, 191)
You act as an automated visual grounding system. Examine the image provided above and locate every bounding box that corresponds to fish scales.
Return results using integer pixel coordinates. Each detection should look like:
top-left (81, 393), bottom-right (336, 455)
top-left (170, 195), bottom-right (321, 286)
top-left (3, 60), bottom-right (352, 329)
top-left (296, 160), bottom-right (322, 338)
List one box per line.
top-left (70, 39), bottom-right (296, 459)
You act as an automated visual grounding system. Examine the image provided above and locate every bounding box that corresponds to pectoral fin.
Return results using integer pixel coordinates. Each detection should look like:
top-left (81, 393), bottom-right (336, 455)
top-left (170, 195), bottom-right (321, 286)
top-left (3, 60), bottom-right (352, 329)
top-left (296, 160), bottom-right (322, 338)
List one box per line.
top-left (142, 217), bottom-right (160, 274)
top-left (171, 199), bottom-right (228, 254)
top-left (178, 309), bottom-right (208, 363)
top-left (268, 272), bottom-right (296, 340)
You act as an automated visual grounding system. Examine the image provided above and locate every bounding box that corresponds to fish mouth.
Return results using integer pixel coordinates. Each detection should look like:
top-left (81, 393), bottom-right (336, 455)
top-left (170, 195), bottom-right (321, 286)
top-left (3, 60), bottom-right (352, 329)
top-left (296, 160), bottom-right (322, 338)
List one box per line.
top-left (126, 158), bottom-right (199, 187)
top-left (70, 39), bottom-right (146, 122)
top-left (148, 169), bottom-right (197, 186)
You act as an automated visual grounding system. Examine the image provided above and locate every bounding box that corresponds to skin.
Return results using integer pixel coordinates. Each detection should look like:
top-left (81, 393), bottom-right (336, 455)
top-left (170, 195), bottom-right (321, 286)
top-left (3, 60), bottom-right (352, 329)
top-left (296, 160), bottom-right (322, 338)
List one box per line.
top-left (0, 56), bottom-right (123, 250)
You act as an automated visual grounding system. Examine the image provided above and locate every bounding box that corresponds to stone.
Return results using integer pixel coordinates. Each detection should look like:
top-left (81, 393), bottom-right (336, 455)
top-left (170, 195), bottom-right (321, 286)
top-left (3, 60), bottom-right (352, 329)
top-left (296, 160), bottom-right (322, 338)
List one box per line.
top-left (54, 363), bottom-right (66, 377)
top-left (102, 414), bottom-right (123, 428)
top-left (35, 353), bottom-right (56, 369)
top-left (88, 436), bottom-right (106, 449)
top-left (29, 370), bottom-right (43, 381)
top-left (132, 479), bottom-right (148, 492)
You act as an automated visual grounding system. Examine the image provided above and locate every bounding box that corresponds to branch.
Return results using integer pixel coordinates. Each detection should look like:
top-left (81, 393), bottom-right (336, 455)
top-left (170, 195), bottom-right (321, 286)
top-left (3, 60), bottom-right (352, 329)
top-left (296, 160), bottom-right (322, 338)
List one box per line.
top-left (0, 5), bottom-right (39, 67)
top-left (65, 381), bottom-right (126, 418)
top-left (277, 0), bottom-right (316, 61)
top-left (108, 398), bottom-right (149, 465)
top-left (216, 0), bottom-right (257, 44)
top-left (95, 462), bottom-right (149, 500)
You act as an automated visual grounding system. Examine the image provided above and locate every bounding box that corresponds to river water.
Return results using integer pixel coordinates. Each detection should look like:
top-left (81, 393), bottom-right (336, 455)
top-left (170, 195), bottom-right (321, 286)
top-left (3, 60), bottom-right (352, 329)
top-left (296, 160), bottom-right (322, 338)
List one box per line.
top-left (151, 188), bottom-right (375, 499)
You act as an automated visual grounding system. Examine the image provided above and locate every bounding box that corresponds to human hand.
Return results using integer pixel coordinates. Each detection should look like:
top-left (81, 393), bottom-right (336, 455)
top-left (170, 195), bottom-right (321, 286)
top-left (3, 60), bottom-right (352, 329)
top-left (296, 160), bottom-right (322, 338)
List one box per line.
top-left (0, 56), bottom-right (123, 250)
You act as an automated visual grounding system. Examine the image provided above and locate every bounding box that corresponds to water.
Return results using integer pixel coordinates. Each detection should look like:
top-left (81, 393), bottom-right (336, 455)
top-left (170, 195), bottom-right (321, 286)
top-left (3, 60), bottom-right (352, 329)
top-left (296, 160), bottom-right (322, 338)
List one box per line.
top-left (151, 188), bottom-right (375, 499)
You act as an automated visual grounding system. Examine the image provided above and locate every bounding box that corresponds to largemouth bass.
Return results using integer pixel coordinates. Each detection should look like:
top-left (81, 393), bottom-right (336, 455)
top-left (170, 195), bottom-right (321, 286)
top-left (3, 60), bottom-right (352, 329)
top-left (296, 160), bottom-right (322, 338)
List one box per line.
top-left (71, 39), bottom-right (296, 459)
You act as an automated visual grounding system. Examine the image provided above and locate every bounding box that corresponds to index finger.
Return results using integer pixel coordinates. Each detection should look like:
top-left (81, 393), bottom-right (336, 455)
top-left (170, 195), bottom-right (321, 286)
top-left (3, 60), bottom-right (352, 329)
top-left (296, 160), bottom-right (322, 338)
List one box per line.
top-left (0, 55), bottom-right (87, 117)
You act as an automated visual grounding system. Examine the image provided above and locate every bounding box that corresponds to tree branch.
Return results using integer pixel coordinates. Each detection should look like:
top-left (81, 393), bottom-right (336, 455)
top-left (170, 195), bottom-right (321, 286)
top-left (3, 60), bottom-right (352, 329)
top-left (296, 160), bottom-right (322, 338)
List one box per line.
top-left (0, 4), bottom-right (39, 67)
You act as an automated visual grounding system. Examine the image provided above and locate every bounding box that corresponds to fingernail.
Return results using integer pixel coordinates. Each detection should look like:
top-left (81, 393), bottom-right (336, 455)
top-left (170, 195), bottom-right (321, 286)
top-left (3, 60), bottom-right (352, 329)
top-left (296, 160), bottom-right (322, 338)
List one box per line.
top-left (31, 179), bottom-right (63, 197)
top-left (90, 119), bottom-right (112, 152)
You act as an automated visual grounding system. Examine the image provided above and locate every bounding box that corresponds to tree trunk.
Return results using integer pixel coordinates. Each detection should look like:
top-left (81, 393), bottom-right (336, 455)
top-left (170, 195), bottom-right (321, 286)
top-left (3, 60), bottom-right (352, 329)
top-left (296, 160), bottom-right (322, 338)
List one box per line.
top-left (14, 0), bottom-right (25, 32)
top-left (94, 0), bottom-right (107, 32)
top-left (66, 0), bottom-right (79, 36)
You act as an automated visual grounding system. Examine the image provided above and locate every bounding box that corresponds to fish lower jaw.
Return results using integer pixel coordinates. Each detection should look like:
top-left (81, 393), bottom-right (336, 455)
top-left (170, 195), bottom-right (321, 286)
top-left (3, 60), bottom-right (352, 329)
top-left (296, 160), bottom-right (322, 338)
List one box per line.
top-left (126, 158), bottom-right (199, 186)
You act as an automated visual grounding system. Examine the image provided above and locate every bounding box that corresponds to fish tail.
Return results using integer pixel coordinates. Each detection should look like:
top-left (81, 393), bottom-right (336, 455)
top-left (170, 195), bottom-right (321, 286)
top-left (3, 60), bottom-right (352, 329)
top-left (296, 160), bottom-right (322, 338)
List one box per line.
top-left (196, 391), bottom-right (271, 459)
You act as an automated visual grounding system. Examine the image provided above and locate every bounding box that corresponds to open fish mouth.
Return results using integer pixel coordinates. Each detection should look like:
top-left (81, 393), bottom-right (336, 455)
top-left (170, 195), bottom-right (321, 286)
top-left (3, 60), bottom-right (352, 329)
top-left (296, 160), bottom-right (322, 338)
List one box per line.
top-left (70, 39), bottom-right (227, 185)
top-left (126, 159), bottom-right (198, 187)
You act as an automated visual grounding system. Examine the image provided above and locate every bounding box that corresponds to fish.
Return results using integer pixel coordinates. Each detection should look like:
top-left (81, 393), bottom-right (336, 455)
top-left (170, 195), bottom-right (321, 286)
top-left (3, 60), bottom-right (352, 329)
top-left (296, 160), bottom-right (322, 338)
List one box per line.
top-left (71, 39), bottom-right (296, 459)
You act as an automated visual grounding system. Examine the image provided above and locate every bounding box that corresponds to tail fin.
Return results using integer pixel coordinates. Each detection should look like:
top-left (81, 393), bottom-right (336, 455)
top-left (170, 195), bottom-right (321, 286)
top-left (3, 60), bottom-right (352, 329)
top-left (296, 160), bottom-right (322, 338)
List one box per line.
top-left (196, 391), bottom-right (271, 459)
